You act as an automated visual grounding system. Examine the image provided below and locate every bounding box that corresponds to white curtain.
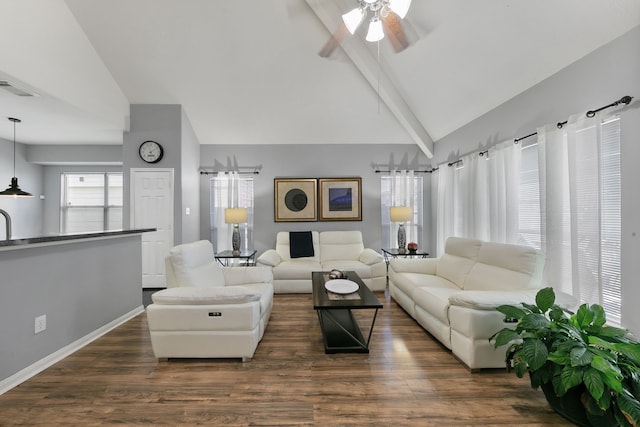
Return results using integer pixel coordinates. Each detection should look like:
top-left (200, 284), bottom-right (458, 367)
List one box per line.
top-left (209, 172), bottom-right (254, 253)
top-left (435, 140), bottom-right (520, 255)
top-left (380, 170), bottom-right (423, 249)
top-left (536, 114), bottom-right (621, 321)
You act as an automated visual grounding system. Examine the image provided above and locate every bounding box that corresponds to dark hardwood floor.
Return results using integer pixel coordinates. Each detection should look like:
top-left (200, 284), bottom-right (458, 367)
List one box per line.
top-left (0, 291), bottom-right (571, 426)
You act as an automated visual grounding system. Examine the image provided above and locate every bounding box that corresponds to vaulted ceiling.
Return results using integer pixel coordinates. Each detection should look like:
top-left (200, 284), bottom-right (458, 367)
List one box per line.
top-left (1, 0), bottom-right (639, 157)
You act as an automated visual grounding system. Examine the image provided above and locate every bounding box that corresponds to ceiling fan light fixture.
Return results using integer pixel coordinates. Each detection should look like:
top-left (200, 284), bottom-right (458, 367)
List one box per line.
top-left (388, 0), bottom-right (412, 19)
top-left (342, 7), bottom-right (365, 34)
top-left (365, 18), bottom-right (384, 42)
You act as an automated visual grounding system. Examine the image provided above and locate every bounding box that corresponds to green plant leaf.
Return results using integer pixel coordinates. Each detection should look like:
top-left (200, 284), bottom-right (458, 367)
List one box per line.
top-left (496, 305), bottom-right (526, 320)
top-left (560, 366), bottom-right (584, 391)
top-left (593, 325), bottom-right (628, 339)
top-left (583, 367), bottom-right (605, 401)
top-left (552, 373), bottom-right (566, 396)
top-left (575, 304), bottom-right (595, 329)
top-left (513, 358), bottom-right (528, 378)
top-left (535, 287), bottom-right (555, 312)
top-left (491, 328), bottom-right (521, 348)
top-left (521, 302), bottom-right (541, 314)
top-left (617, 343), bottom-right (640, 366)
top-left (519, 313), bottom-right (551, 331)
top-left (591, 304), bottom-right (607, 327)
top-left (547, 351), bottom-right (571, 365)
top-left (592, 355), bottom-right (624, 394)
top-left (549, 306), bottom-right (567, 322)
top-left (555, 340), bottom-right (581, 353)
top-left (597, 389), bottom-right (612, 413)
top-left (617, 389), bottom-right (640, 426)
top-left (523, 338), bottom-right (549, 371)
top-left (570, 346), bottom-right (593, 367)
top-left (629, 371), bottom-right (640, 399)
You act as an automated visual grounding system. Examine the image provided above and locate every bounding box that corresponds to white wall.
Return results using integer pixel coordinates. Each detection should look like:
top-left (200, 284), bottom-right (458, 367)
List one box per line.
top-left (0, 0), bottom-right (128, 132)
top-left (434, 25), bottom-right (640, 336)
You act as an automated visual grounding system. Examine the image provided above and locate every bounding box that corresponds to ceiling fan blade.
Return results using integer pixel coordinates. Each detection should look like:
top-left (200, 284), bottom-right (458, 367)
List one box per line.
top-left (382, 12), bottom-right (410, 53)
top-left (319, 22), bottom-right (349, 58)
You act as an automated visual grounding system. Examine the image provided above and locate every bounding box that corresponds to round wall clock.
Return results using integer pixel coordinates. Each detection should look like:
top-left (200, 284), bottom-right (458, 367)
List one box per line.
top-left (138, 140), bottom-right (164, 164)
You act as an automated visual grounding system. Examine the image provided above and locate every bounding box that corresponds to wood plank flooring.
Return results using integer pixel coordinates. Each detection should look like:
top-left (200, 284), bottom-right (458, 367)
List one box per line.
top-left (0, 291), bottom-right (571, 426)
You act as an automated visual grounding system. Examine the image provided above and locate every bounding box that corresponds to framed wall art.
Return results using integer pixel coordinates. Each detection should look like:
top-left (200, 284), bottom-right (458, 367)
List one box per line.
top-left (274, 178), bottom-right (318, 222)
top-left (318, 177), bottom-right (362, 221)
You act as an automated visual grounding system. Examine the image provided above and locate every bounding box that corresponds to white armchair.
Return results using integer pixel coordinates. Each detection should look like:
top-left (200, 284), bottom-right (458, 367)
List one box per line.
top-left (146, 240), bottom-right (273, 361)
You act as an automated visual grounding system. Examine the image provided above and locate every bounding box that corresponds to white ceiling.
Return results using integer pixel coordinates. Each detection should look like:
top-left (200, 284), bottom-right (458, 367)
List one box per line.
top-left (2, 0), bottom-right (640, 154)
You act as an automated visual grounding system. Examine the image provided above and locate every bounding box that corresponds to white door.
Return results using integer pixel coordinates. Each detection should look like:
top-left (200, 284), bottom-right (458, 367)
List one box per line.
top-left (131, 169), bottom-right (174, 288)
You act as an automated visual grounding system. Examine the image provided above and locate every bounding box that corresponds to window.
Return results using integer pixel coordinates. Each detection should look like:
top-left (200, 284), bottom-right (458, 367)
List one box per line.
top-left (209, 173), bottom-right (254, 253)
top-left (380, 172), bottom-right (423, 249)
top-left (60, 173), bottom-right (123, 233)
top-left (517, 117), bottom-right (621, 324)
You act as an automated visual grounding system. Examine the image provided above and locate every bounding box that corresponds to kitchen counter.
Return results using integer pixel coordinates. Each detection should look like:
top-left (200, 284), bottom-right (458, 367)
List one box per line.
top-left (0, 228), bottom-right (155, 250)
top-left (0, 228), bottom-right (153, 393)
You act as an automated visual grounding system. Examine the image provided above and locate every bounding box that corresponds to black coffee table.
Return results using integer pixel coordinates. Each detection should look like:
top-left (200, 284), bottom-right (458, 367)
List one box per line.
top-left (312, 271), bottom-right (383, 354)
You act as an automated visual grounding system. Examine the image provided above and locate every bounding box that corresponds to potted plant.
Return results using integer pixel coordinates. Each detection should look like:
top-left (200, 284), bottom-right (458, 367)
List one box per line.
top-left (490, 287), bottom-right (640, 426)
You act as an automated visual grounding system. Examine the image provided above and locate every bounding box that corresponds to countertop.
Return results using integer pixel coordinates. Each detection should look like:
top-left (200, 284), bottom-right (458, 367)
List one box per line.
top-left (0, 228), bottom-right (156, 249)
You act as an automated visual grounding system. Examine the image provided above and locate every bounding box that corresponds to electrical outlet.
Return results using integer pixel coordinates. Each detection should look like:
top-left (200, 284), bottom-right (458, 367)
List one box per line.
top-left (34, 315), bottom-right (46, 334)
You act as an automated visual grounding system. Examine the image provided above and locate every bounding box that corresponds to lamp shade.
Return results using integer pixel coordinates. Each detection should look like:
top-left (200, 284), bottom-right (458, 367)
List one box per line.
top-left (390, 206), bottom-right (413, 222)
top-left (365, 18), bottom-right (384, 42)
top-left (1, 117), bottom-right (32, 198)
top-left (342, 7), bottom-right (365, 34)
top-left (224, 208), bottom-right (247, 224)
top-left (0, 177), bottom-right (32, 197)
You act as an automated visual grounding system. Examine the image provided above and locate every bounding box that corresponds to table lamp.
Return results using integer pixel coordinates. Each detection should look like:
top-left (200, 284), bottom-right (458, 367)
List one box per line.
top-left (390, 206), bottom-right (413, 253)
top-left (225, 208), bottom-right (247, 255)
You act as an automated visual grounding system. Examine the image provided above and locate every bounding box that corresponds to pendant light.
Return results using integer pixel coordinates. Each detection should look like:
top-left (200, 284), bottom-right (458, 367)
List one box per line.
top-left (0, 117), bottom-right (33, 197)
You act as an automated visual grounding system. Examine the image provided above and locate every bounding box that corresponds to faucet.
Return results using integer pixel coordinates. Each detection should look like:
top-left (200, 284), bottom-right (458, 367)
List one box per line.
top-left (0, 209), bottom-right (11, 240)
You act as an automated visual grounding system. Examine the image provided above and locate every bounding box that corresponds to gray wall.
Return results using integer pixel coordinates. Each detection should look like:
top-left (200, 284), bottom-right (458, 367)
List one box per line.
top-left (199, 144), bottom-right (433, 255)
top-left (0, 235), bottom-right (143, 383)
top-left (123, 104), bottom-right (183, 242)
top-left (180, 109), bottom-right (201, 243)
top-left (0, 139), bottom-right (44, 239)
top-left (434, 25), bottom-right (640, 336)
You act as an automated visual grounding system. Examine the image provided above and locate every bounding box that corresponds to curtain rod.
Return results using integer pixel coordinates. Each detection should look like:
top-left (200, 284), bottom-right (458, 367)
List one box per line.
top-left (374, 169), bottom-right (436, 174)
top-left (513, 95), bottom-right (633, 143)
top-left (199, 169), bottom-right (260, 176)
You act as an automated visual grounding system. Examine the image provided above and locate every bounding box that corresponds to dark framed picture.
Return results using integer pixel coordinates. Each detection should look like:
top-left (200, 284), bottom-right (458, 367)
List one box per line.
top-left (318, 177), bottom-right (362, 221)
top-left (274, 178), bottom-right (318, 222)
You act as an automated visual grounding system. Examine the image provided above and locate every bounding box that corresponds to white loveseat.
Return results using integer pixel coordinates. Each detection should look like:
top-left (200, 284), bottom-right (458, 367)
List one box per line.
top-left (146, 240), bottom-right (274, 361)
top-left (389, 237), bottom-right (576, 371)
top-left (257, 231), bottom-right (386, 293)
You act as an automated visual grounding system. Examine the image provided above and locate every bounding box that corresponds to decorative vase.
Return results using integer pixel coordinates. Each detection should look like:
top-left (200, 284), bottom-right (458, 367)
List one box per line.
top-left (232, 224), bottom-right (241, 255)
top-left (397, 223), bottom-right (406, 253)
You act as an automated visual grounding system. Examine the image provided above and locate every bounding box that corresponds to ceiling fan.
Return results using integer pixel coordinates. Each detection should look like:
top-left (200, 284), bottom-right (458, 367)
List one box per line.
top-left (319, 0), bottom-right (412, 58)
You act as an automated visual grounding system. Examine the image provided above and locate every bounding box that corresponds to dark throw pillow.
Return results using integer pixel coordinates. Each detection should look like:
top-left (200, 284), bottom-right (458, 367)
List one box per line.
top-left (289, 231), bottom-right (314, 258)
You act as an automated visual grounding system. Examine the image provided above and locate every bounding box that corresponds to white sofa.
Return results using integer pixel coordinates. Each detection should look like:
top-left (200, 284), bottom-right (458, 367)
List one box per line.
top-left (389, 237), bottom-right (576, 371)
top-left (257, 231), bottom-right (386, 293)
top-left (146, 240), bottom-right (274, 361)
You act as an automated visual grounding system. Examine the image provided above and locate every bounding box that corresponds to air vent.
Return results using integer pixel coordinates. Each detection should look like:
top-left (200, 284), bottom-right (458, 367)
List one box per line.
top-left (0, 80), bottom-right (39, 97)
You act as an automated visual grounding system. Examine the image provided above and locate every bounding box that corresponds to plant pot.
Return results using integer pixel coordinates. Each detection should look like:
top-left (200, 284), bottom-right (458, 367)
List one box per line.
top-left (540, 382), bottom-right (617, 427)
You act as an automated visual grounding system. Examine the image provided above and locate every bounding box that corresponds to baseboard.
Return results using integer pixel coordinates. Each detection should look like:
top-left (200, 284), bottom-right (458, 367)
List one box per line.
top-left (0, 305), bottom-right (145, 396)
